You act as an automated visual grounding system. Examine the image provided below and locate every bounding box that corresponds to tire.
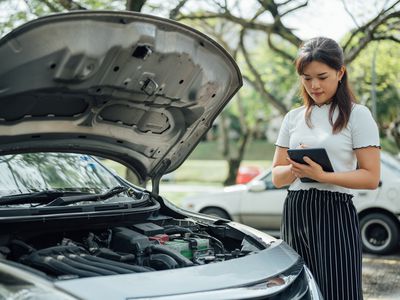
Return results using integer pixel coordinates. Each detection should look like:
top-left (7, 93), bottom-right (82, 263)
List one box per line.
top-left (360, 213), bottom-right (400, 255)
top-left (201, 207), bottom-right (231, 220)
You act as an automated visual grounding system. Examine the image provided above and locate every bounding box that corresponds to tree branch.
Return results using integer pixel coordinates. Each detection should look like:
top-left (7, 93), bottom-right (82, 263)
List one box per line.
top-left (177, 12), bottom-right (275, 32)
top-left (126, 0), bottom-right (146, 12)
top-left (344, 9), bottom-right (400, 63)
top-left (343, 1), bottom-right (400, 52)
top-left (267, 32), bottom-right (296, 61)
top-left (277, 0), bottom-right (294, 6)
top-left (169, 0), bottom-right (189, 20)
top-left (239, 29), bottom-right (288, 115)
top-left (57, 0), bottom-right (86, 10)
top-left (179, 0), bottom-right (298, 44)
top-left (251, 6), bottom-right (268, 20)
top-left (256, 0), bottom-right (303, 46)
top-left (36, 0), bottom-right (62, 12)
top-left (374, 35), bottom-right (400, 43)
top-left (340, 0), bottom-right (360, 28)
top-left (281, 1), bottom-right (308, 18)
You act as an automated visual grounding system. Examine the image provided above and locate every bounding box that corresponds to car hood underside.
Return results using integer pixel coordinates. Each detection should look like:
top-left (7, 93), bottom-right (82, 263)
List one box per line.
top-left (0, 11), bottom-right (242, 183)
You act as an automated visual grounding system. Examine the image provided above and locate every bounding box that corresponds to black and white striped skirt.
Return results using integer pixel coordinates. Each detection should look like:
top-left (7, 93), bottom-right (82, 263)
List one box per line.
top-left (281, 188), bottom-right (363, 300)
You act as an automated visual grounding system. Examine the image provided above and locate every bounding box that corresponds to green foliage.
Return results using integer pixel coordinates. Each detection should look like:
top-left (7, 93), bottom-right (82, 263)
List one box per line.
top-left (0, 10), bottom-right (30, 36)
top-left (1, 0), bottom-right (399, 148)
top-left (217, 34), bottom-right (300, 134)
top-left (380, 137), bottom-right (400, 155)
top-left (80, 0), bottom-right (124, 10)
top-left (349, 41), bottom-right (400, 129)
top-left (0, 0), bottom-right (127, 37)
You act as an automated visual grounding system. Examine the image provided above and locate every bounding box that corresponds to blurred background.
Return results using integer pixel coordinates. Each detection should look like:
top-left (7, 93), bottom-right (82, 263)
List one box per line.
top-left (1, 1), bottom-right (400, 298)
top-left (2, 0), bottom-right (400, 202)
top-left (1, 0), bottom-right (399, 203)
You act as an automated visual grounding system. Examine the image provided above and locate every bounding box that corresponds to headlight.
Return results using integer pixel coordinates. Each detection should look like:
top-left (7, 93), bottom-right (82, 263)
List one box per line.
top-left (0, 262), bottom-right (77, 300)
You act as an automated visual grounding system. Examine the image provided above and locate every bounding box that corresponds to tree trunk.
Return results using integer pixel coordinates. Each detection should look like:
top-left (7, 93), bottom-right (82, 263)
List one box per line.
top-left (222, 129), bottom-right (251, 186)
top-left (224, 158), bottom-right (241, 186)
top-left (126, 0), bottom-right (146, 12)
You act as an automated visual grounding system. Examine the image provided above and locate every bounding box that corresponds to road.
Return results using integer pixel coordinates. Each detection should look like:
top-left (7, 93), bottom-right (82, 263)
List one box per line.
top-left (363, 252), bottom-right (400, 300)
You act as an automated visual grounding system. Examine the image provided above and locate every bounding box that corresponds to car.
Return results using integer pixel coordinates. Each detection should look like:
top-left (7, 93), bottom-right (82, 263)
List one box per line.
top-left (236, 165), bottom-right (262, 184)
top-left (0, 10), bottom-right (322, 300)
top-left (181, 151), bottom-right (400, 255)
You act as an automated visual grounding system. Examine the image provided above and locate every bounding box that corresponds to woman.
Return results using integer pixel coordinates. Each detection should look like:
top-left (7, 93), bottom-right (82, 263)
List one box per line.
top-left (272, 37), bottom-right (380, 300)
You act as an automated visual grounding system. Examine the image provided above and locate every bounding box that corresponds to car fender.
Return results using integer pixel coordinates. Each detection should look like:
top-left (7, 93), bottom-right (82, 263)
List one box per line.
top-left (354, 182), bottom-right (400, 215)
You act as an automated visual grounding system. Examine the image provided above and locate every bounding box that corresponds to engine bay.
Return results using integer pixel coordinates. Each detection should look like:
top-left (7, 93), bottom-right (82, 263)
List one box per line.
top-left (1, 218), bottom-right (263, 280)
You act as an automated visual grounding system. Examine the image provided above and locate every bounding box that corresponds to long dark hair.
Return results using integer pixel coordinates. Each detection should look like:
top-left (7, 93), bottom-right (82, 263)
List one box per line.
top-left (295, 37), bottom-right (355, 133)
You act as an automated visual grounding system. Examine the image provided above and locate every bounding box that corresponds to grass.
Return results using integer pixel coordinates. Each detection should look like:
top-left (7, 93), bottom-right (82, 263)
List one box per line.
top-left (102, 159), bottom-right (271, 185)
top-left (102, 140), bottom-right (276, 184)
top-left (187, 140), bottom-right (276, 160)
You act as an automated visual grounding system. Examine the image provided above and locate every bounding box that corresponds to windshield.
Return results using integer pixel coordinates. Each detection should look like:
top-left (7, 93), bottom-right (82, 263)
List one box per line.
top-left (0, 153), bottom-right (121, 197)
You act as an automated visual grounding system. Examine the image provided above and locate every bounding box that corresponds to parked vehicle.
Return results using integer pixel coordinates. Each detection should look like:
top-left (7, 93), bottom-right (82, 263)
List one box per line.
top-left (236, 165), bottom-right (262, 184)
top-left (182, 151), bottom-right (400, 255)
top-left (0, 11), bottom-right (322, 299)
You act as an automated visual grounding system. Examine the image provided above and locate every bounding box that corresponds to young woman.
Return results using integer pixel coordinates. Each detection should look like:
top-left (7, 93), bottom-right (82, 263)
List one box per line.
top-left (272, 37), bottom-right (380, 300)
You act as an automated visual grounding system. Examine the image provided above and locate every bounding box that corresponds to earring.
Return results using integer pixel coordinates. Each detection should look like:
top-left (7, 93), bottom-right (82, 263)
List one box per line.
top-left (339, 79), bottom-right (342, 84)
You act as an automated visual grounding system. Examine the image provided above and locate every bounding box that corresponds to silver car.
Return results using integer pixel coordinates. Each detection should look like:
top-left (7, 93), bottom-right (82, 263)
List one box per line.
top-left (0, 11), bottom-right (321, 299)
top-left (181, 152), bottom-right (400, 255)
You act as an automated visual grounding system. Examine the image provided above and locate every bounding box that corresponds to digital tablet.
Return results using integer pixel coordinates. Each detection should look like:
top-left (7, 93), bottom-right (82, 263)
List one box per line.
top-left (287, 148), bottom-right (334, 183)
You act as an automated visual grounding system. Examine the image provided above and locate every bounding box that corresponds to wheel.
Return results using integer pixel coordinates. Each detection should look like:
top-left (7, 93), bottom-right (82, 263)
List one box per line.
top-left (201, 207), bottom-right (231, 220)
top-left (360, 213), bottom-right (400, 255)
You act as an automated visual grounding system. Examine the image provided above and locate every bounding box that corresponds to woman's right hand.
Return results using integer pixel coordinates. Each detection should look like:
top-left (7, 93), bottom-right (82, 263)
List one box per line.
top-left (297, 143), bottom-right (309, 149)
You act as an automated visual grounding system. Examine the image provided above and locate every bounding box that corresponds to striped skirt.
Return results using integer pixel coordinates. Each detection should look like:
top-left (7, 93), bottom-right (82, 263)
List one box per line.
top-left (281, 188), bottom-right (363, 300)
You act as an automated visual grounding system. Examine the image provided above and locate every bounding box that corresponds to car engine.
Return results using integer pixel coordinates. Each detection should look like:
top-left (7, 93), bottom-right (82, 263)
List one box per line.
top-left (1, 219), bottom-right (260, 279)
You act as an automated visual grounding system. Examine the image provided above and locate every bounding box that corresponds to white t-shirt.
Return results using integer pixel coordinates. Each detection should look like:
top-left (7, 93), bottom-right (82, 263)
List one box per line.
top-left (275, 103), bottom-right (380, 193)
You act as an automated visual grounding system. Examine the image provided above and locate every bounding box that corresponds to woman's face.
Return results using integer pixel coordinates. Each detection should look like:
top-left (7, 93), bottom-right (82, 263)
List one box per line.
top-left (301, 60), bottom-right (344, 106)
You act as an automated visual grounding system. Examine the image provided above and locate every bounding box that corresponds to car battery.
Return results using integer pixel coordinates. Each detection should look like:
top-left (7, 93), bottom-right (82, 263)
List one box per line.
top-left (149, 234), bottom-right (169, 244)
top-left (164, 238), bottom-right (210, 259)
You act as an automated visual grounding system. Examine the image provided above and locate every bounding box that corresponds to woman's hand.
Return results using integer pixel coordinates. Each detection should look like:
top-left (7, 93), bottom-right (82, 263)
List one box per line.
top-left (287, 156), bottom-right (325, 182)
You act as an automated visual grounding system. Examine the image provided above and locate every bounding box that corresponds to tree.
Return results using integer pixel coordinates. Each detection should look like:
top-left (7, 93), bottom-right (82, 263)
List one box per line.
top-left (1, 0), bottom-right (399, 184)
top-left (173, 0), bottom-right (400, 184)
top-left (350, 40), bottom-right (400, 147)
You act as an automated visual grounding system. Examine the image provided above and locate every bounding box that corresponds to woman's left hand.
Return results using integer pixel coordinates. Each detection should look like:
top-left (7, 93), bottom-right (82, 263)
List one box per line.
top-left (287, 156), bottom-right (325, 182)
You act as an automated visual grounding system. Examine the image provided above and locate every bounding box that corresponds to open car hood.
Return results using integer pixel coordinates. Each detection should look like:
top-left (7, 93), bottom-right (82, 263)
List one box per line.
top-left (0, 11), bottom-right (242, 183)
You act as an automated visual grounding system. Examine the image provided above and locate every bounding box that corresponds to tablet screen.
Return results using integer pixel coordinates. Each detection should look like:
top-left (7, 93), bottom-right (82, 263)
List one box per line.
top-left (287, 148), bottom-right (334, 182)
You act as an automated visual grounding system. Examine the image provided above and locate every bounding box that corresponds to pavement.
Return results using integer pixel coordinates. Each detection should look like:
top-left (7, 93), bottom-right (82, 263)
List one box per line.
top-left (363, 252), bottom-right (400, 299)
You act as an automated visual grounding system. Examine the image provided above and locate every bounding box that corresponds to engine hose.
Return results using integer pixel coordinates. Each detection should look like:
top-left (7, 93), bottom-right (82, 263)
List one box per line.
top-left (150, 245), bottom-right (194, 267)
top-left (164, 226), bottom-right (192, 235)
top-left (53, 255), bottom-right (118, 276)
top-left (10, 240), bottom-right (36, 255)
top-left (147, 253), bottom-right (179, 270)
top-left (28, 255), bottom-right (100, 277)
top-left (80, 254), bottom-right (153, 272)
top-left (67, 254), bottom-right (135, 274)
top-left (32, 245), bottom-right (86, 256)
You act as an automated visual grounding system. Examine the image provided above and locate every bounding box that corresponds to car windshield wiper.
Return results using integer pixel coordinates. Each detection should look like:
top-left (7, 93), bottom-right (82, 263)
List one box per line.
top-left (0, 190), bottom-right (92, 206)
top-left (45, 186), bottom-right (129, 206)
